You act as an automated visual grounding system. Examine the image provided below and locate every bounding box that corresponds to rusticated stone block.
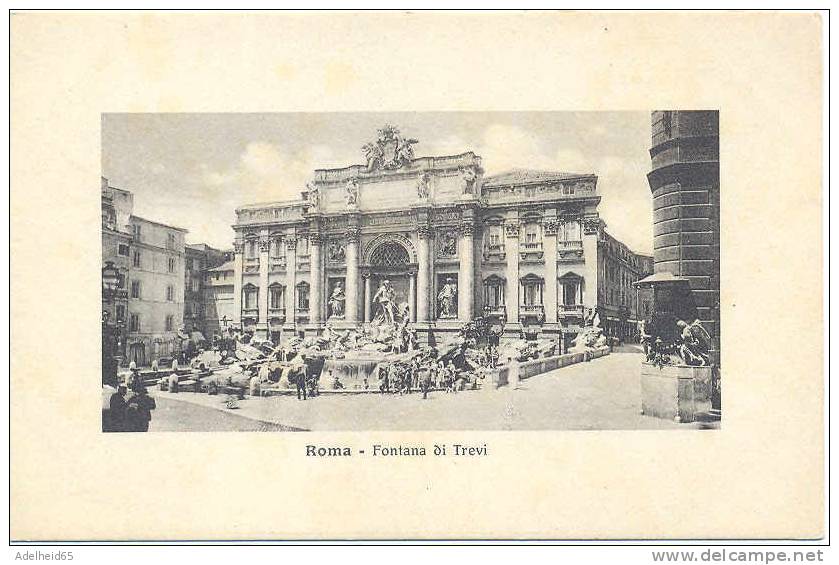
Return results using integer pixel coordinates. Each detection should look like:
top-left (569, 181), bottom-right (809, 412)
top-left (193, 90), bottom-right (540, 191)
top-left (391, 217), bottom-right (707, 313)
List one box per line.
top-left (640, 363), bottom-right (713, 423)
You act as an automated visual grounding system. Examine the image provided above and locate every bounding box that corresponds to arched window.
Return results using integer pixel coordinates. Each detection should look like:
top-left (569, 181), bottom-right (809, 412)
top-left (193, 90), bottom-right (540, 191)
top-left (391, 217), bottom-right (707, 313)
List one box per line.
top-left (370, 242), bottom-right (409, 267)
top-left (296, 282), bottom-right (310, 311)
top-left (520, 274), bottom-right (544, 306)
top-left (483, 275), bottom-right (506, 309)
top-left (558, 272), bottom-right (584, 305)
top-left (269, 283), bottom-right (285, 310)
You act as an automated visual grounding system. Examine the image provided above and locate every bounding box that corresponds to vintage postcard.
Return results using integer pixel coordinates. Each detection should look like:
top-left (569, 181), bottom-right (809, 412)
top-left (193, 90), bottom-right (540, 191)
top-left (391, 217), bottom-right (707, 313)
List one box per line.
top-left (10, 11), bottom-right (825, 542)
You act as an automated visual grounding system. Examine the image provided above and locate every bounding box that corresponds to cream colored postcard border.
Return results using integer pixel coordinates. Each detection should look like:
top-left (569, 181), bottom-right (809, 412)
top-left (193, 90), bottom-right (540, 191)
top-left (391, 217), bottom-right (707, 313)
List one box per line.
top-left (10, 11), bottom-right (824, 540)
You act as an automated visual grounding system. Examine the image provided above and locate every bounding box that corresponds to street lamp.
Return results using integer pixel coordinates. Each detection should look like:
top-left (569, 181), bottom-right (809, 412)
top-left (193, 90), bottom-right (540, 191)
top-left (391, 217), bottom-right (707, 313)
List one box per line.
top-left (102, 261), bottom-right (120, 299)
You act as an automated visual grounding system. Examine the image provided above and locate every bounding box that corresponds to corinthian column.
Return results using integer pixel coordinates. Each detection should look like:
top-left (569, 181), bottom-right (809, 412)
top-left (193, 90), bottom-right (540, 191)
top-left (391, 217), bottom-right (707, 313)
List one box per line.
top-left (458, 221), bottom-right (475, 322)
top-left (543, 218), bottom-right (559, 324)
top-left (504, 221), bottom-right (520, 324)
top-left (310, 233), bottom-right (323, 325)
top-left (582, 216), bottom-right (600, 309)
top-left (345, 228), bottom-right (360, 323)
top-left (284, 236), bottom-right (297, 323)
top-left (257, 238), bottom-right (270, 337)
top-left (416, 225), bottom-right (432, 322)
top-left (232, 241), bottom-right (244, 328)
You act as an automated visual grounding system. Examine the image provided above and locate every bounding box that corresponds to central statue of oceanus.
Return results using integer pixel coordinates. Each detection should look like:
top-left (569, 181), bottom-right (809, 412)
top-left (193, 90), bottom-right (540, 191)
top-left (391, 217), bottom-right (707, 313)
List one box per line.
top-left (362, 124), bottom-right (418, 172)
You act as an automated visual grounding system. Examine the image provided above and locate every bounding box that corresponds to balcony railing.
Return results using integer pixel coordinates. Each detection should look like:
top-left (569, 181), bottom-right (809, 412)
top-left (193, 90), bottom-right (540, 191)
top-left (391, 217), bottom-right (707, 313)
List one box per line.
top-left (519, 304), bottom-right (545, 322)
top-left (558, 304), bottom-right (585, 318)
top-left (557, 240), bottom-right (583, 250)
top-left (268, 307), bottom-right (286, 320)
top-left (241, 308), bottom-right (259, 319)
top-left (483, 243), bottom-right (506, 261)
top-left (521, 241), bottom-right (543, 250)
top-left (482, 304), bottom-right (506, 317)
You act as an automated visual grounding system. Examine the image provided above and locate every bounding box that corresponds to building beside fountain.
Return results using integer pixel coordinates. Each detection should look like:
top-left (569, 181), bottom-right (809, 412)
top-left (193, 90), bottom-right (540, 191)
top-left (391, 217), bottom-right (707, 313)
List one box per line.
top-left (230, 125), bottom-right (649, 347)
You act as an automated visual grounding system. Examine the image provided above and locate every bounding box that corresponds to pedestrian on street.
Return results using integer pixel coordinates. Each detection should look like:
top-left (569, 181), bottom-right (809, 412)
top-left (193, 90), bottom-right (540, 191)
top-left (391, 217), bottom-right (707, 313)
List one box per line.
top-left (294, 354), bottom-right (308, 401)
top-left (126, 385), bottom-right (156, 432)
top-left (108, 385), bottom-right (129, 433)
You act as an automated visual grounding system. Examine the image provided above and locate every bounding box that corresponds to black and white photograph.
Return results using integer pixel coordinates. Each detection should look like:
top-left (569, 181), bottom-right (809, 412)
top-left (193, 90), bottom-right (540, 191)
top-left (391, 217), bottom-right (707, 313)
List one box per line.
top-left (101, 111), bottom-right (721, 432)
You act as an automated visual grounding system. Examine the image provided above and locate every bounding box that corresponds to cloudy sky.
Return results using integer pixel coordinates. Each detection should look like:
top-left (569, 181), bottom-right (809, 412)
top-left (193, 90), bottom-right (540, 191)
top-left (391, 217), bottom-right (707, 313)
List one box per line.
top-left (102, 112), bottom-right (653, 253)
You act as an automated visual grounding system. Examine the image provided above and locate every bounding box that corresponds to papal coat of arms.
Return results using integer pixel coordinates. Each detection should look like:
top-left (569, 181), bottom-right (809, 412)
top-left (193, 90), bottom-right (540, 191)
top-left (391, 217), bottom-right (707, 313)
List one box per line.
top-left (362, 124), bottom-right (418, 172)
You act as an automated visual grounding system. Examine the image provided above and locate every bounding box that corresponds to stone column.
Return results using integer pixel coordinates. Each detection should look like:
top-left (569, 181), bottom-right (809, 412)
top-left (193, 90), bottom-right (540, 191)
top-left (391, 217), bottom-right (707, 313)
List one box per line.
top-left (309, 233), bottom-right (323, 325)
top-left (458, 221), bottom-right (475, 322)
top-left (232, 242), bottom-right (244, 328)
top-left (284, 237), bottom-right (297, 325)
top-left (258, 238), bottom-right (270, 337)
top-left (408, 273), bottom-right (416, 322)
top-left (582, 217), bottom-right (600, 308)
top-left (543, 218), bottom-right (559, 323)
top-left (345, 228), bottom-right (360, 323)
top-left (363, 273), bottom-right (372, 323)
top-left (504, 221), bottom-right (520, 324)
top-left (416, 226), bottom-right (432, 322)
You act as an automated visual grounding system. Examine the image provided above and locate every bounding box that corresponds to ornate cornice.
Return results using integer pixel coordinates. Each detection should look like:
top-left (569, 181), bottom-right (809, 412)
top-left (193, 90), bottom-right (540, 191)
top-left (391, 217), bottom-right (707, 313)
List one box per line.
top-left (417, 224), bottom-right (433, 239)
top-left (542, 218), bottom-right (559, 236)
top-left (582, 217), bottom-right (600, 235)
top-left (458, 221), bottom-right (477, 238)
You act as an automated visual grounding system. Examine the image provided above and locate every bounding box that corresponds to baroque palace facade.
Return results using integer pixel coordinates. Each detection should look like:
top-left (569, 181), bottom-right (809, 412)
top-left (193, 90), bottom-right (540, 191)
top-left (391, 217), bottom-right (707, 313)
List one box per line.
top-left (231, 126), bottom-right (649, 347)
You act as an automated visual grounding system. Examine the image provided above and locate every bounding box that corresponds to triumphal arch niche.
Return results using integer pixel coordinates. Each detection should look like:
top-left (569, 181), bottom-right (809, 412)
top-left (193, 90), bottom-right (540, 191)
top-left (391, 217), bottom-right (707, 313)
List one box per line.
top-left (232, 124), bottom-right (602, 344)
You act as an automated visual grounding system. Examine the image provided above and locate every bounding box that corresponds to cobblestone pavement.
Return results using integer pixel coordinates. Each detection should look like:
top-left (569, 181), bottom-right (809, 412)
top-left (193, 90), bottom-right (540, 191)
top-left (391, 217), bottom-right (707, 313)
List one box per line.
top-left (150, 395), bottom-right (306, 432)
top-left (151, 351), bottom-right (719, 431)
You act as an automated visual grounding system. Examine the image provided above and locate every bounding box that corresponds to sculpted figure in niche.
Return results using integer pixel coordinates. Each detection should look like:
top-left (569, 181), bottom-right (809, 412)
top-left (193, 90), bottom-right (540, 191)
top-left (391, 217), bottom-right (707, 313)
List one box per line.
top-left (328, 281), bottom-right (346, 318)
top-left (437, 278), bottom-right (458, 318)
top-left (372, 279), bottom-right (398, 326)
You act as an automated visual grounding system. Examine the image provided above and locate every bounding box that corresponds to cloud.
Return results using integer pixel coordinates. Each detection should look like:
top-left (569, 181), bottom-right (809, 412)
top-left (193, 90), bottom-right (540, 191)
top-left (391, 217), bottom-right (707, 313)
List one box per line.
top-left (197, 141), bottom-right (344, 204)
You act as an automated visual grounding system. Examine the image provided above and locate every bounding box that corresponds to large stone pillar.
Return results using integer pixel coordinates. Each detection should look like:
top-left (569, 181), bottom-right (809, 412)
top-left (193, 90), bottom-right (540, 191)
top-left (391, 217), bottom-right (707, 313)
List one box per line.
top-left (416, 226), bottom-right (432, 322)
top-left (345, 228), bottom-right (360, 323)
top-left (582, 217), bottom-right (600, 308)
top-left (309, 233), bottom-right (323, 325)
top-left (232, 242), bottom-right (244, 328)
top-left (363, 273), bottom-right (372, 323)
top-left (504, 221), bottom-right (520, 325)
top-left (257, 238), bottom-right (270, 337)
top-left (543, 218), bottom-right (559, 323)
top-left (458, 222), bottom-right (475, 322)
top-left (284, 236), bottom-right (297, 327)
top-left (408, 273), bottom-right (416, 322)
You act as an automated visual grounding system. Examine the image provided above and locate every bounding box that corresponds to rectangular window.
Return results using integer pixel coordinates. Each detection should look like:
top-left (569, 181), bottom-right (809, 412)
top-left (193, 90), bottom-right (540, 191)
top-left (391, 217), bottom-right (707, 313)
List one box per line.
top-left (132, 250), bottom-right (141, 268)
top-left (129, 313), bottom-right (139, 332)
top-left (165, 314), bottom-right (174, 331)
top-left (130, 280), bottom-right (141, 299)
top-left (168, 257), bottom-right (176, 273)
top-left (166, 285), bottom-right (174, 301)
top-left (167, 233), bottom-right (176, 250)
top-left (118, 244), bottom-right (129, 256)
top-left (115, 305), bottom-right (125, 322)
top-left (132, 224), bottom-right (142, 242)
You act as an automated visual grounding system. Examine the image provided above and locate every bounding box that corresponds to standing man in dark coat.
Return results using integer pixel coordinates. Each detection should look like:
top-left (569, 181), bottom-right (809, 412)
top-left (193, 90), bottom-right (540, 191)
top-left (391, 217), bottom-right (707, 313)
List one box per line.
top-left (108, 385), bottom-right (128, 433)
top-left (126, 385), bottom-right (156, 432)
